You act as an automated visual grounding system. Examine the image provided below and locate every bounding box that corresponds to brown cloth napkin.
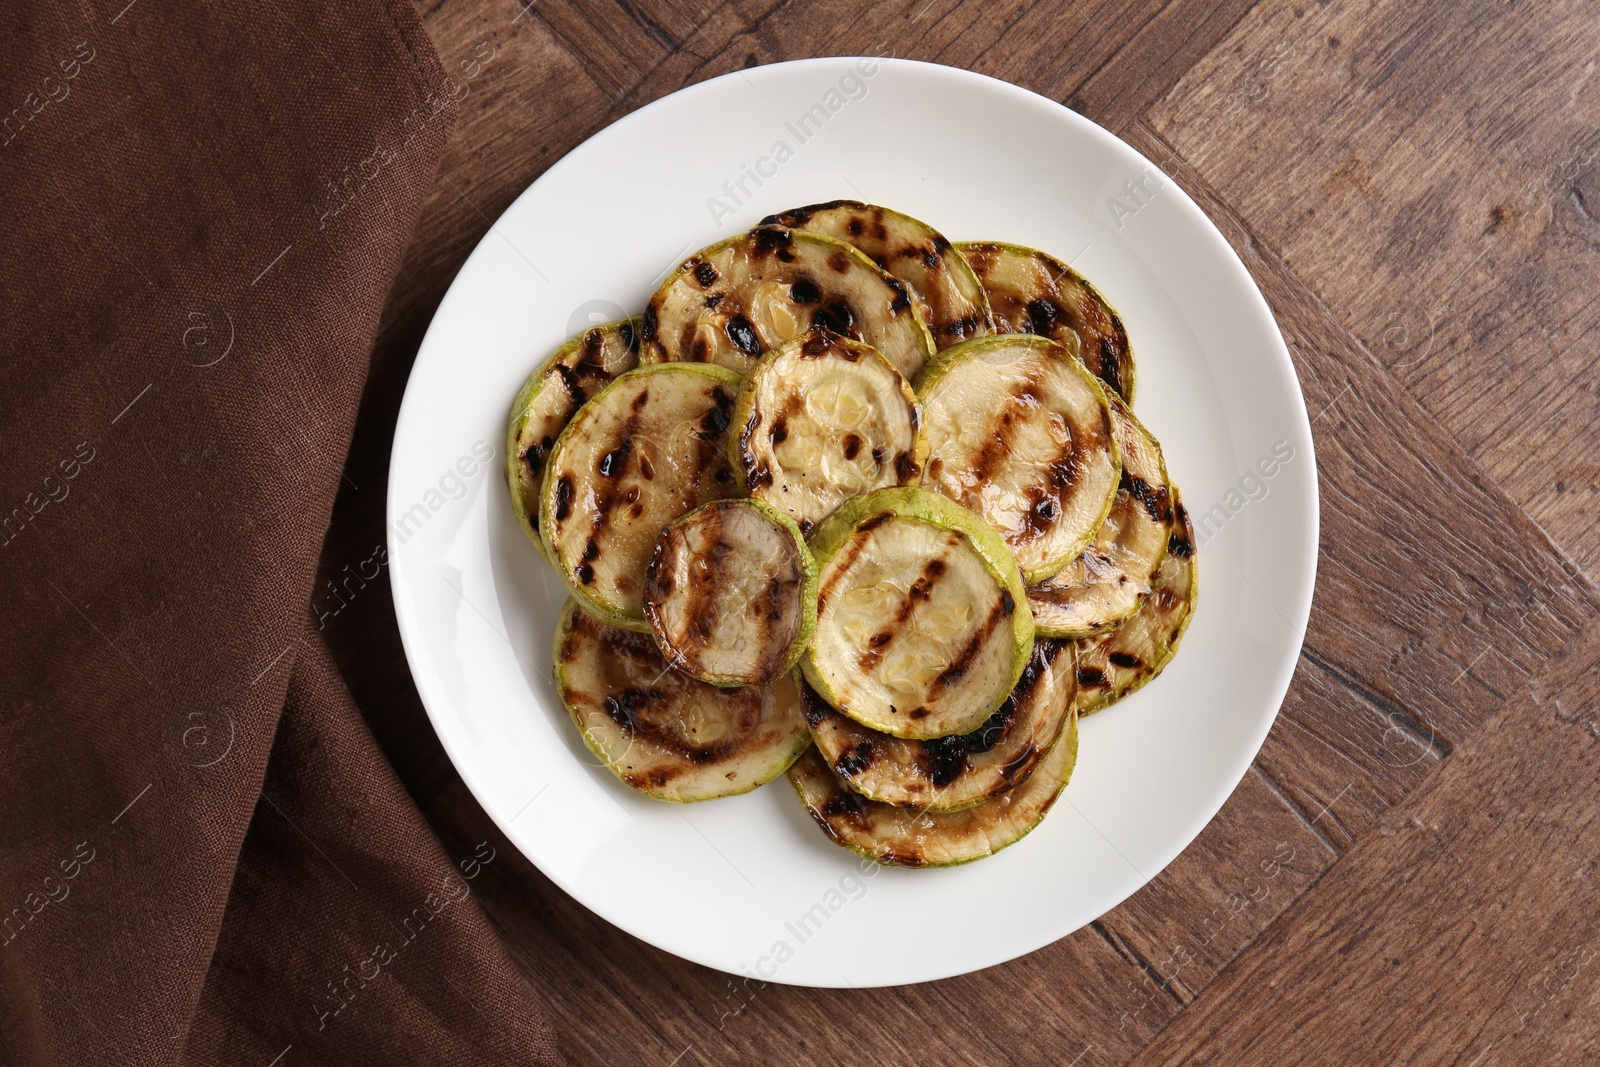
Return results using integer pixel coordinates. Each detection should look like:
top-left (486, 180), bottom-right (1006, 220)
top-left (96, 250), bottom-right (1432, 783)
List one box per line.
top-left (0, 2), bottom-right (560, 1064)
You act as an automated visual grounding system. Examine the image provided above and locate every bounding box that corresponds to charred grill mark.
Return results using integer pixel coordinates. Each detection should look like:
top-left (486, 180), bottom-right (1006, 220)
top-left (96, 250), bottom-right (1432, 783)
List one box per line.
top-left (604, 688), bottom-right (651, 731)
top-left (931, 592), bottom-right (1009, 693)
top-left (725, 314), bottom-right (762, 357)
top-left (856, 554), bottom-right (950, 673)
top-left (693, 260), bottom-right (719, 287)
top-left (1109, 652), bottom-right (1143, 669)
top-left (838, 341), bottom-right (863, 362)
top-left (908, 707), bottom-right (930, 719)
top-left (801, 331), bottom-right (832, 356)
top-left (553, 474), bottom-right (574, 522)
top-left (894, 451), bottom-right (920, 483)
top-left (871, 445), bottom-right (887, 469)
top-left (1125, 475), bottom-right (1168, 524)
top-left (958, 405), bottom-right (1021, 502)
top-left (770, 418), bottom-right (789, 445)
top-left (1098, 337), bottom-right (1124, 395)
top-left (921, 732), bottom-right (970, 787)
top-left (1077, 665), bottom-right (1107, 687)
top-left (641, 305), bottom-right (657, 342)
top-left (932, 233), bottom-right (952, 253)
top-left (822, 791), bottom-right (869, 822)
top-left (697, 393), bottom-right (733, 439)
top-left (940, 313), bottom-right (981, 338)
top-left (827, 250), bottom-right (852, 274)
top-left (598, 439), bottom-right (631, 477)
top-left (858, 511), bottom-right (894, 532)
top-left (842, 434), bottom-right (862, 459)
top-left (618, 321), bottom-right (638, 353)
top-left (1021, 435), bottom-right (1085, 538)
top-left (790, 278), bottom-right (822, 304)
top-left (1025, 298), bottom-right (1059, 336)
top-left (846, 217), bottom-right (864, 236)
top-left (1000, 743), bottom-right (1038, 782)
top-left (817, 523), bottom-right (884, 607)
top-left (1169, 503), bottom-right (1195, 557)
top-left (705, 293), bottom-right (724, 309)
top-left (753, 226), bottom-right (793, 258)
top-left (835, 742), bottom-right (875, 778)
top-left (885, 277), bottom-right (912, 314)
top-left (551, 361), bottom-right (589, 410)
top-left (812, 301), bottom-right (857, 338)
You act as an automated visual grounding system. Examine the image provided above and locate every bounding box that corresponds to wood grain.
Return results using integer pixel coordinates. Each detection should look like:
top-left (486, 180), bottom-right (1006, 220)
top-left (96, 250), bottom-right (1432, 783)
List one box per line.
top-left (305, 0), bottom-right (1600, 1061)
top-left (1146, 0), bottom-right (1600, 580)
top-left (1128, 616), bottom-right (1600, 1066)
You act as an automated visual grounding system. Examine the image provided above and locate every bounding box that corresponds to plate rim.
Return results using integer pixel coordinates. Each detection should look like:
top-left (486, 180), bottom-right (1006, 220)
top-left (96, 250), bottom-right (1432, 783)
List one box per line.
top-left (388, 55), bottom-right (1320, 987)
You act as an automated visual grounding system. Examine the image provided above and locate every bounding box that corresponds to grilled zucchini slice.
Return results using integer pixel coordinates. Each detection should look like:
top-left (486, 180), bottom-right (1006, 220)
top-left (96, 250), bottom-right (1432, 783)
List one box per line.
top-left (1074, 495), bottom-right (1197, 715)
top-left (1029, 393), bottom-right (1171, 637)
top-left (788, 704), bottom-right (1079, 867)
top-left (643, 498), bottom-right (818, 688)
top-left (641, 227), bottom-right (936, 380)
top-left (958, 242), bottom-right (1134, 401)
top-left (540, 363), bottom-right (740, 630)
top-left (916, 334), bottom-right (1121, 585)
top-left (802, 637), bottom-right (1075, 811)
top-left (554, 601), bottom-right (810, 801)
top-left (762, 201), bottom-right (993, 350)
top-left (731, 329), bottom-right (926, 535)
top-left (802, 487), bottom-right (1033, 740)
top-left (506, 318), bottom-right (641, 562)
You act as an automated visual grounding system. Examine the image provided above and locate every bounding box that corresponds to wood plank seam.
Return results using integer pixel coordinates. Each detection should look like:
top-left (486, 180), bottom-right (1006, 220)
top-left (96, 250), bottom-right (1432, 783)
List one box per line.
top-left (1299, 647), bottom-right (1454, 761)
top-left (1248, 760), bottom-right (1341, 857)
top-left (1092, 920), bottom-right (1189, 1007)
top-left (1125, 120), bottom-right (1600, 616)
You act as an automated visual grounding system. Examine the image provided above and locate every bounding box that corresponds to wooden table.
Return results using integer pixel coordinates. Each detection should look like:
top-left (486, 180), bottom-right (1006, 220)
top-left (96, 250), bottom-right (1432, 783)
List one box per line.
top-left (319, 1), bottom-right (1600, 1061)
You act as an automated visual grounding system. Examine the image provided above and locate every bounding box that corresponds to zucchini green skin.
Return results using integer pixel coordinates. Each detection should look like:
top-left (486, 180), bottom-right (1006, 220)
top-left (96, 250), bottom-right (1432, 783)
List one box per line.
top-left (642, 497), bottom-right (819, 688)
top-left (1074, 493), bottom-right (1198, 716)
top-left (539, 362), bottom-right (741, 632)
top-left (915, 333), bottom-right (1122, 585)
top-left (728, 329), bottom-right (927, 535)
top-left (761, 200), bottom-right (994, 350)
top-left (801, 487), bottom-right (1034, 740)
top-left (787, 705), bottom-right (1079, 867)
top-left (956, 241), bottom-right (1135, 402)
top-left (640, 227), bottom-right (937, 381)
top-left (801, 637), bottom-right (1075, 812)
top-left (1029, 392), bottom-right (1172, 637)
top-left (506, 317), bottom-right (641, 564)
top-left (554, 601), bottom-right (812, 802)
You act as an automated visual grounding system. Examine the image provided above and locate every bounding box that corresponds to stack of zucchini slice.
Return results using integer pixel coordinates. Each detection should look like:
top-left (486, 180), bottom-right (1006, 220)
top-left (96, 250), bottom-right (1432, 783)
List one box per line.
top-left (507, 200), bottom-right (1196, 868)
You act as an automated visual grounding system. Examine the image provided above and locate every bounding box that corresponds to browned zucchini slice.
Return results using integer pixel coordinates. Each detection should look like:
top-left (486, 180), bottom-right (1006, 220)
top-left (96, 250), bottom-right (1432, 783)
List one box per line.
top-left (540, 363), bottom-right (739, 630)
top-left (787, 705), bottom-right (1079, 867)
top-left (730, 329), bottom-right (926, 535)
top-left (641, 227), bottom-right (936, 380)
top-left (643, 498), bottom-right (818, 688)
top-left (762, 200), bottom-right (993, 349)
top-left (1074, 494), bottom-right (1198, 715)
top-left (554, 601), bottom-right (811, 801)
top-left (506, 318), bottom-right (641, 562)
top-left (1029, 393), bottom-right (1171, 637)
top-left (802, 637), bottom-right (1075, 811)
top-left (916, 334), bottom-right (1121, 585)
top-left (957, 241), bottom-right (1134, 401)
top-left (802, 487), bottom-right (1033, 740)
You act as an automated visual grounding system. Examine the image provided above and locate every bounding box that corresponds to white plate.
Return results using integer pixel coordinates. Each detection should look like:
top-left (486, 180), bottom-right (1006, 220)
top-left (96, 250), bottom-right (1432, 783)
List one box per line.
top-left (389, 57), bottom-right (1318, 988)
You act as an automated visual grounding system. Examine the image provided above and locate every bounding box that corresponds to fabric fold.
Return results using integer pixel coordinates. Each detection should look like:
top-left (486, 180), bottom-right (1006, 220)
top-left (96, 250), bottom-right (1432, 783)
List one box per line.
top-left (0, 0), bottom-right (559, 1063)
